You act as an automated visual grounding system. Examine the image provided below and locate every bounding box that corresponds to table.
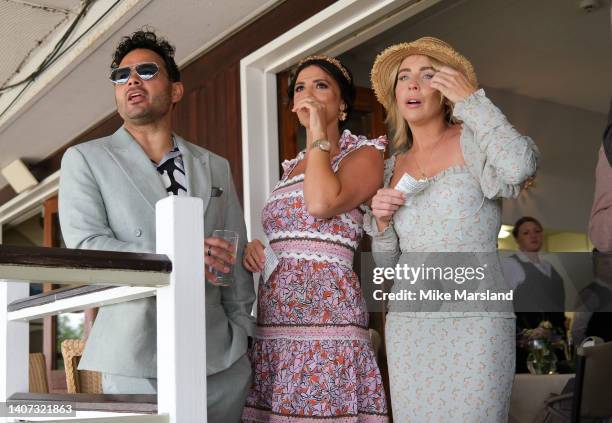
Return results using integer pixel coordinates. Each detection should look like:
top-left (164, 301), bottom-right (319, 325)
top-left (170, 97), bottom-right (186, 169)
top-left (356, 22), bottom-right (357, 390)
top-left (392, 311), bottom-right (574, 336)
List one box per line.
top-left (509, 373), bottom-right (575, 423)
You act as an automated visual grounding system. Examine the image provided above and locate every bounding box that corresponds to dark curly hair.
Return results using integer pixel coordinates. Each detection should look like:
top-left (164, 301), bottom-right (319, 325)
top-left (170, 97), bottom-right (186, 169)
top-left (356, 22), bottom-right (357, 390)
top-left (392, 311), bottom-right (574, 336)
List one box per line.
top-left (111, 29), bottom-right (180, 82)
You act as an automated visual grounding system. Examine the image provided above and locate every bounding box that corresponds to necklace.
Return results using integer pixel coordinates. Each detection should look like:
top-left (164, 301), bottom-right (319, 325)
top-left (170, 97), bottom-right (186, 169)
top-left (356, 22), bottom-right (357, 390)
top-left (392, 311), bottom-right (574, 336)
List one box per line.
top-left (412, 127), bottom-right (448, 181)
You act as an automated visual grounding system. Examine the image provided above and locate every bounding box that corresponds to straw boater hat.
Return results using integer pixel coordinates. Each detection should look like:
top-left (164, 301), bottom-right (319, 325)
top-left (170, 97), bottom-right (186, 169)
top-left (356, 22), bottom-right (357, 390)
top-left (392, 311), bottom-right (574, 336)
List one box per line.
top-left (370, 36), bottom-right (478, 110)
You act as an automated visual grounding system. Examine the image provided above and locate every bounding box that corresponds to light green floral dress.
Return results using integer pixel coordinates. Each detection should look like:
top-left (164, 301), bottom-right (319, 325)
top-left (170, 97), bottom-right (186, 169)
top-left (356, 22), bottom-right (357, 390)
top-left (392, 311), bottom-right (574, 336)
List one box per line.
top-left (365, 89), bottom-right (539, 422)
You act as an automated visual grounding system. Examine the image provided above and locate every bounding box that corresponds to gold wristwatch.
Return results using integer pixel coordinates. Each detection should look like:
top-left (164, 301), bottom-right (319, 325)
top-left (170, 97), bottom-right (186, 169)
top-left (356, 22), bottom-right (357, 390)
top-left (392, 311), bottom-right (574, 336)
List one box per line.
top-left (311, 139), bottom-right (331, 152)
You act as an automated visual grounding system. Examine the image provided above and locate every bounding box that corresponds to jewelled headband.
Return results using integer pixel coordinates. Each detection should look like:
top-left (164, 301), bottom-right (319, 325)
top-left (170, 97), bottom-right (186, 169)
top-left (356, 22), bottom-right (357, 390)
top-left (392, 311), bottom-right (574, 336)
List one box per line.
top-left (297, 55), bottom-right (352, 83)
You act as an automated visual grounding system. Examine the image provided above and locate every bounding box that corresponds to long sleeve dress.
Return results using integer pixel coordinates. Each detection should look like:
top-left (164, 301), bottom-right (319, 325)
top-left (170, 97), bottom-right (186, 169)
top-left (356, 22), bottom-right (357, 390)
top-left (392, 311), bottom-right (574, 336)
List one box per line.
top-left (365, 89), bottom-right (539, 422)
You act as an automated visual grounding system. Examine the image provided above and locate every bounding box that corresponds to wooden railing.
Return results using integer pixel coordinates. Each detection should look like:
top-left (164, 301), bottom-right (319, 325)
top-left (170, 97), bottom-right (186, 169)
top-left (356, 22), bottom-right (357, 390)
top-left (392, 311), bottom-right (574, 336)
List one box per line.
top-left (0, 196), bottom-right (207, 422)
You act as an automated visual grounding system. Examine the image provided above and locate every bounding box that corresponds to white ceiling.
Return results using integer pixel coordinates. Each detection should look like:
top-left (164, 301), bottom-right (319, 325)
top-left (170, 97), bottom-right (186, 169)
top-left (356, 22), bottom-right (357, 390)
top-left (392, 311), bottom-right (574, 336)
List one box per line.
top-left (0, 0), bottom-right (79, 88)
top-left (0, 0), bottom-right (280, 189)
top-left (341, 0), bottom-right (612, 115)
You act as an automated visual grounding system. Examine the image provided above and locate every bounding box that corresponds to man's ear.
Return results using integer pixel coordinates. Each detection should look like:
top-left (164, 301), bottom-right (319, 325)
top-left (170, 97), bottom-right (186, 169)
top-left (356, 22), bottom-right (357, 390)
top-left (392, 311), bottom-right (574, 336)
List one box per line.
top-left (171, 81), bottom-right (184, 104)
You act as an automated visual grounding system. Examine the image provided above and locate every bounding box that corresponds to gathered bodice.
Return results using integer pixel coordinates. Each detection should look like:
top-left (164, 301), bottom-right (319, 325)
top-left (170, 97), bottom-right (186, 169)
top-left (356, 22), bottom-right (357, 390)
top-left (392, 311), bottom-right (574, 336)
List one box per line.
top-left (262, 130), bottom-right (387, 268)
top-left (386, 158), bottom-right (500, 253)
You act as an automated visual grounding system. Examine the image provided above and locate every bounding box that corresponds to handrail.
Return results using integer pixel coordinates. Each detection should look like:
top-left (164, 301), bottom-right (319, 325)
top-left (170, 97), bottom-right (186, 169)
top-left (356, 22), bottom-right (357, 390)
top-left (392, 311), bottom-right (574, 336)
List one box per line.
top-left (8, 286), bottom-right (157, 322)
top-left (0, 196), bottom-right (207, 422)
top-left (0, 245), bottom-right (172, 287)
top-left (8, 285), bottom-right (113, 312)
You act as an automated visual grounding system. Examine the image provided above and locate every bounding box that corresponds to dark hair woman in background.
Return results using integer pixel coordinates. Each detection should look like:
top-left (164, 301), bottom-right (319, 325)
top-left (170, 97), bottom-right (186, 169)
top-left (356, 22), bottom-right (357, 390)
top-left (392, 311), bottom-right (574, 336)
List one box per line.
top-left (502, 216), bottom-right (566, 373)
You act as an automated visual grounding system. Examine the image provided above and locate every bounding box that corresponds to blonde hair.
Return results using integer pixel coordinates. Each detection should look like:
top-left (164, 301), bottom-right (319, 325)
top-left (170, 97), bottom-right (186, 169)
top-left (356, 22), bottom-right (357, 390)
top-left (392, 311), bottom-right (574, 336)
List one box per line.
top-left (386, 56), bottom-right (460, 152)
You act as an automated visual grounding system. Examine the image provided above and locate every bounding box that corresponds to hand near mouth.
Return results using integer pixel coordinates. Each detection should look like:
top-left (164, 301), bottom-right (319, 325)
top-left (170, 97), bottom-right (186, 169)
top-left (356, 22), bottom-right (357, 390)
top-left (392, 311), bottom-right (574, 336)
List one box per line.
top-left (292, 96), bottom-right (328, 140)
top-left (429, 66), bottom-right (477, 103)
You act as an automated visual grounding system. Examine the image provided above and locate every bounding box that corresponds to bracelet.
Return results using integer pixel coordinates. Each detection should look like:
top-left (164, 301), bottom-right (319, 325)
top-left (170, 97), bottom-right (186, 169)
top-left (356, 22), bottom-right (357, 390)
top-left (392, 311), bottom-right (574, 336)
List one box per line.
top-left (311, 139), bottom-right (331, 152)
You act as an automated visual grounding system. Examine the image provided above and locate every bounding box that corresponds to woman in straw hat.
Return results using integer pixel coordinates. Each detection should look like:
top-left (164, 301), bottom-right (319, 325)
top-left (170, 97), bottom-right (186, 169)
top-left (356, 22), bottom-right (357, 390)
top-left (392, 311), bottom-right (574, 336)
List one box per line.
top-left (366, 37), bottom-right (539, 421)
top-left (242, 55), bottom-right (389, 422)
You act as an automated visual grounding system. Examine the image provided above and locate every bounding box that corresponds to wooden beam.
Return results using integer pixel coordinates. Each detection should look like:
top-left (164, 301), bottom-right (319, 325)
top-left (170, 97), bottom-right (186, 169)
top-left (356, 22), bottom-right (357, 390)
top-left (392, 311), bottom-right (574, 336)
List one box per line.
top-left (0, 264), bottom-right (170, 287)
top-left (0, 245), bottom-right (171, 286)
top-left (43, 196), bottom-right (60, 374)
top-left (0, 245), bottom-right (172, 273)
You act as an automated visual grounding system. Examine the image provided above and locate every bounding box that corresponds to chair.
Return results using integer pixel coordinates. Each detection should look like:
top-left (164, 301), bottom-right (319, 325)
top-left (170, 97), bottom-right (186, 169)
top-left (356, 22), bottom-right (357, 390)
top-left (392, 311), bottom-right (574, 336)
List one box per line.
top-left (28, 352), bottom-right (48, 393)
top-left (60, 339), bottom-right (102, 394)
top-left (570, 338), bottom-right (612, 422)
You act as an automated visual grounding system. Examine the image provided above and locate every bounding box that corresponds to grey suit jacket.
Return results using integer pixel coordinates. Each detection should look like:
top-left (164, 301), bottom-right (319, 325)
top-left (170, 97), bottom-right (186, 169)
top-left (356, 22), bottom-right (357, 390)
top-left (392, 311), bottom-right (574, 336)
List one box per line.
top-left (58, 126), bottom-right (255, 378)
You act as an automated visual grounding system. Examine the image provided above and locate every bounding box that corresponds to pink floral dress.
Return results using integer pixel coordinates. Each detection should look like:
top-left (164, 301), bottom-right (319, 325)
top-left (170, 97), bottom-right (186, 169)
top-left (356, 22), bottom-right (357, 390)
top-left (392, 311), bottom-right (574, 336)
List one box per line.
top-left (242, 130), bottom-right (389, 423)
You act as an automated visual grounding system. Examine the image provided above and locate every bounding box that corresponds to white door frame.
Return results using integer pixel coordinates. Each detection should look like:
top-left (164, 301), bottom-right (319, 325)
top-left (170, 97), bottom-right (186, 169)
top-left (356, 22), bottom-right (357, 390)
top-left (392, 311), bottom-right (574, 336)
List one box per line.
top-left (239, 0), bottom-right (442, 240)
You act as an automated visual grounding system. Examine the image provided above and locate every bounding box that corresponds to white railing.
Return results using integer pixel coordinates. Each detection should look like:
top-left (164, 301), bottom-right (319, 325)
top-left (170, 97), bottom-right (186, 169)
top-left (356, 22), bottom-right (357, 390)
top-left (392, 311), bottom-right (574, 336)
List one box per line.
top-left (0, 196), bottom-right (207, 423)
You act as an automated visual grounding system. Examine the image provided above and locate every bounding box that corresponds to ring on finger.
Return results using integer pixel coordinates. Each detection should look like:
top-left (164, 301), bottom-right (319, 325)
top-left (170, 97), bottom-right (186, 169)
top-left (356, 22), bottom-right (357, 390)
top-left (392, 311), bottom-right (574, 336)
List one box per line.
top-left (207, 246), bottom-right (212, 257)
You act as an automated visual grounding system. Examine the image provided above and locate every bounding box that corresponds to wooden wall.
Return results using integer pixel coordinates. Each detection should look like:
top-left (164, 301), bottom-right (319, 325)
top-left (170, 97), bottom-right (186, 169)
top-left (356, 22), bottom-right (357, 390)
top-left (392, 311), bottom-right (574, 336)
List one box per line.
top-left (0, 0), bottom-right (337, 207)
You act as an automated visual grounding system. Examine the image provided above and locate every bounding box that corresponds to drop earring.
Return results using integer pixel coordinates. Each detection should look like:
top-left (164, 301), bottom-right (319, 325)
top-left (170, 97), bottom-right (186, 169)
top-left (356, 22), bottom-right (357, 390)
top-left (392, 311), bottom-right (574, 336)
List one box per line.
top-left (338, 105), bottom-right (347, 122)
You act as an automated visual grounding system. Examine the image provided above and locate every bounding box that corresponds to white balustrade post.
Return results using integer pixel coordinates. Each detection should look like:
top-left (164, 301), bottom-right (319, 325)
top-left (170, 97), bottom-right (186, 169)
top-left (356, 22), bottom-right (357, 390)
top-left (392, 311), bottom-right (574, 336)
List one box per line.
top-left (155, 196), bottom-right (206, 423)
top-left (0, 281), bottom-right (29, 404)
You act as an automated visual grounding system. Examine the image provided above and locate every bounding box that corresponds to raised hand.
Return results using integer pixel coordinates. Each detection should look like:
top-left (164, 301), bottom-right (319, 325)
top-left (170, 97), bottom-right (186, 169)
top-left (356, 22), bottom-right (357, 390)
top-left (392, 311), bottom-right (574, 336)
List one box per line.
top-left (292, 96), bottom-right (328, 143)
top-left (430, 66), bottom-right (477, 104)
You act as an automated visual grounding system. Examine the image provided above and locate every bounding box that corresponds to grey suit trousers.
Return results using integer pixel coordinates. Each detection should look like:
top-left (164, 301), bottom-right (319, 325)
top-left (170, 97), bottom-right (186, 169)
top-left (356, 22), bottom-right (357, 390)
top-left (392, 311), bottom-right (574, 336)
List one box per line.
top-left (102, 354), bottom-right (252, 422)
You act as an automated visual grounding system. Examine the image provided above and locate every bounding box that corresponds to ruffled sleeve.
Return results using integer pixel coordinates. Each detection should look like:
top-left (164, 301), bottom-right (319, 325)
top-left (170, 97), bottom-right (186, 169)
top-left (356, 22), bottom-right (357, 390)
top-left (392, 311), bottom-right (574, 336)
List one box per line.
top-left (332, 130), bottom-right (387, 171)
top-left (454, 89), bottom-right (539, 199)
top-left (280, 150), bottom-right (306, 179)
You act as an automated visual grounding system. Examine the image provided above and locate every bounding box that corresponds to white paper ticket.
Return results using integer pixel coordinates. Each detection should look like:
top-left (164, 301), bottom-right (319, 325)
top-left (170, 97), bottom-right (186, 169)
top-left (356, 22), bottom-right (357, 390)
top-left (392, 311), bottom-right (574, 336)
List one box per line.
top-left (395, 172), bottom-right (430, 203)
top-left (263, 241), bottom-right (280, 282)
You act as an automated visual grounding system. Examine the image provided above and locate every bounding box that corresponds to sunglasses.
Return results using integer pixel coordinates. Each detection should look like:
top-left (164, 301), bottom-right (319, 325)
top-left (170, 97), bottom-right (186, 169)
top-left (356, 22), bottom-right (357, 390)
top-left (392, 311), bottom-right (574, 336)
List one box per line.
top-left (109, 62), bottom-right (160, 84)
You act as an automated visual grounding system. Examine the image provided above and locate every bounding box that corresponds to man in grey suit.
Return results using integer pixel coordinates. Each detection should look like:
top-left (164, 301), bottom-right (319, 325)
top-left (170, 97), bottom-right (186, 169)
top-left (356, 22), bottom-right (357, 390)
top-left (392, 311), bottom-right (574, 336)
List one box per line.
top-left (58, 30), bottom-right (255, 421)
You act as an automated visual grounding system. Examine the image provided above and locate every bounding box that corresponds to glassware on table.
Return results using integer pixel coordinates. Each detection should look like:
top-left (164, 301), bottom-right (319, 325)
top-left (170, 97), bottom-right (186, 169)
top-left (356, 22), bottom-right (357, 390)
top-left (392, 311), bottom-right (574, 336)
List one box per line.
top-left (526, 338), bottom-right (558, 375)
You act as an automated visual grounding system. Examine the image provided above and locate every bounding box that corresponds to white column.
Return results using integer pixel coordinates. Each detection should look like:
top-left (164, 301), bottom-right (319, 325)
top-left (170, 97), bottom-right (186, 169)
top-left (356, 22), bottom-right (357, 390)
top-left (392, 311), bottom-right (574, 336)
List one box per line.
top-left (155, 196), bottom-right (206, 423)
top-left (0, 281), bottom-right (29, 403)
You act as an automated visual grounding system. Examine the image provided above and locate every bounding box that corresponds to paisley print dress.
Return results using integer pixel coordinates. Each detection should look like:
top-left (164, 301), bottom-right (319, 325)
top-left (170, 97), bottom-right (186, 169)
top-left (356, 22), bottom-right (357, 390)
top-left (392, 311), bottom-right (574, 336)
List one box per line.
top-left (242, 130), bottom-right (389, 423)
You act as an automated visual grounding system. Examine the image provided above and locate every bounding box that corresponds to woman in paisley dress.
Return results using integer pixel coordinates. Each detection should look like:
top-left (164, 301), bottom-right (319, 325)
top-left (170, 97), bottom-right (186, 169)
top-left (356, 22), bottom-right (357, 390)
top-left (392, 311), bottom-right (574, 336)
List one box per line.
top-left (241, 55), bottom-right (389, 422)
top-left (366, 37), bottom-right (539, 421)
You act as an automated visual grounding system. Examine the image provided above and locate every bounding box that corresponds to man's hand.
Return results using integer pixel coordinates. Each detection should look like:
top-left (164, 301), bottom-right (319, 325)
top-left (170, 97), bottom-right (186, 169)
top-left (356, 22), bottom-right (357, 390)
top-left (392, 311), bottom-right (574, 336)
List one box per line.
top-left (204, 236), bottom-right (236, 285)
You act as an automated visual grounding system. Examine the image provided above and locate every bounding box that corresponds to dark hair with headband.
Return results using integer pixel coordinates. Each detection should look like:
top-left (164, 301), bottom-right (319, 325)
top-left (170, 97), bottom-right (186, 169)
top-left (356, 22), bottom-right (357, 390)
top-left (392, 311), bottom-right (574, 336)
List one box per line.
top-left (287, 56), bottom-right (355, 126)
top-left (512, 216), bottom-right (543, 238)
top-left (111, 29), bottom-right (180, 82)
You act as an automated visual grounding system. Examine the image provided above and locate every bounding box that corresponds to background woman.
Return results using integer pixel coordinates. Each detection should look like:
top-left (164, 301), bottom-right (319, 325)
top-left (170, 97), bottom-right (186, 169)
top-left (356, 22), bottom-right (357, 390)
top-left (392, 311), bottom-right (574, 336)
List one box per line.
top-left (503, 216), bottom-right (566, 311)
top-left (502, 216), bottom-right (567, 372)
top-left (367, 37), bottom-right (539, 421)
top-left (242, 55), bottom-right (389, 422)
